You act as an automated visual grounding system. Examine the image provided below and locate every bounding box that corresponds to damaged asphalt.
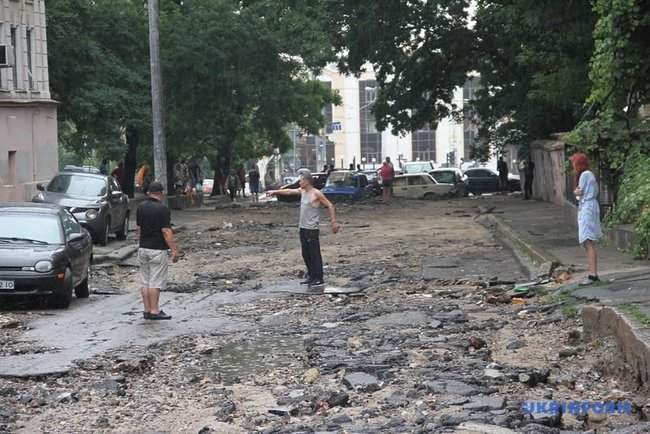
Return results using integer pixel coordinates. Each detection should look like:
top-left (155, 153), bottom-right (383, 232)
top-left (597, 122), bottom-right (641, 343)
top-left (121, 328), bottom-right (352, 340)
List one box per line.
top-left (1, 196), bottom-right (649, 433)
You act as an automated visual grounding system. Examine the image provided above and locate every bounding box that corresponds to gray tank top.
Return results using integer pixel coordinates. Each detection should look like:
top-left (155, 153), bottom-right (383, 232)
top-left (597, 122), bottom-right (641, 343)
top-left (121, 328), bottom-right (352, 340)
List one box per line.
top-left (299, 189), bottom-right (320, 230)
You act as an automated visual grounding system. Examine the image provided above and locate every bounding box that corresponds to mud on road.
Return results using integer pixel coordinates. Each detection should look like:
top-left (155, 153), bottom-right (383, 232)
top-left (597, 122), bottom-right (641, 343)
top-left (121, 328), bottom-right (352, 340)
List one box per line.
top-left (0, 197), bottom-right (648, 433)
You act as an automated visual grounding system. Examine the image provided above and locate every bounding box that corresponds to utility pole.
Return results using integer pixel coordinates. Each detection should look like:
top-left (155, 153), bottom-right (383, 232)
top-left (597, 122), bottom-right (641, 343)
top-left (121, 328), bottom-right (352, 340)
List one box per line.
top-left (148, 0), bottom-right (167, 193)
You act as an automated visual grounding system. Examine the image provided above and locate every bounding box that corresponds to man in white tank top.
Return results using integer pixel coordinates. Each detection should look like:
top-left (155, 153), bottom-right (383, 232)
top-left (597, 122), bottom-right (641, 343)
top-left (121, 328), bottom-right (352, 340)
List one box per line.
top-left (267, 170), bottom-right (339, 286)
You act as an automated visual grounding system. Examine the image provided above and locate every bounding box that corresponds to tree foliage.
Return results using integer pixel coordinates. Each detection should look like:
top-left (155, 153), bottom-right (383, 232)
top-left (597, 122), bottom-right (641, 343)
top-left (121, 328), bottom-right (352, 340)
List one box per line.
top-left (327, 0), bottom-right (475, 134)
top-left (47, 0), bottom-right (151, 159)
top-left (47, 0), bottom-right (339, 179)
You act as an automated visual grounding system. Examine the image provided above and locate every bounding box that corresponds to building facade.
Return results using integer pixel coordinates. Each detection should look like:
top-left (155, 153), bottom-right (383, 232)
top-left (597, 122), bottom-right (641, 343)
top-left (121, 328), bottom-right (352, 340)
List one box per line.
top-left (0, 0), bottom-right (57, 202)
top-left (301, 64), bottom-right (473, 172)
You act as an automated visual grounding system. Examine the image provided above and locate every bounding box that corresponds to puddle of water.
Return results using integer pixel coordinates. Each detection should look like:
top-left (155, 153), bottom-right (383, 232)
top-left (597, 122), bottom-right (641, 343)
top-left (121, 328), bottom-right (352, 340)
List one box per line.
top-left (210, 335), bottom-right (304, 383)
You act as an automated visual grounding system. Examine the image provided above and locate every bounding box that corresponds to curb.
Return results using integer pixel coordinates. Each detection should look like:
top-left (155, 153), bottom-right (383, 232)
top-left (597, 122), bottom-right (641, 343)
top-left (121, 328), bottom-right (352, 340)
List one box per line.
top-left (582, 305), bottom-right (650, 388)
top-left (476, 213), bottom-right (559, 279)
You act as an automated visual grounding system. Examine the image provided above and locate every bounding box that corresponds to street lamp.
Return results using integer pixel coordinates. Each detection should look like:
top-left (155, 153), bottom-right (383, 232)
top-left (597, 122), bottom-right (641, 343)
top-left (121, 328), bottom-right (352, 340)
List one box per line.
top-left (361, 157), bottom-right (366, 171)
top-left (340, 155), bottom-right (344, 169)
top-left (372, 157), bottom-right (377, 170)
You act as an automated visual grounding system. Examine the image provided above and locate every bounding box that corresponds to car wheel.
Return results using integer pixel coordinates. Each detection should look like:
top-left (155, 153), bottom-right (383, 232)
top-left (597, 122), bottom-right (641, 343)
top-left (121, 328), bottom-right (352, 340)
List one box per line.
top-left (75, 263), bottom-right (91, 299)
top-left (116, 212), bottom-right (129, 241)
top-left (51, 268), bottom-right (73, 309)
top-left (424, 192), bottom-right (436, 200)
top-left (98, 218), bottom-right (110, 246)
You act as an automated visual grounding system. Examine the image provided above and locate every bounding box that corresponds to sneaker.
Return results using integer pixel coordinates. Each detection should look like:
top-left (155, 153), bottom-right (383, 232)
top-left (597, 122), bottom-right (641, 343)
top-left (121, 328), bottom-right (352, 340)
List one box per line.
top-left (579, 275), bottom-right (600, 286)
top-left (309, 279), bottom-right (325, 287)
top-left (300, 278), bottom-right (312, 285)
top-left (149, 310), bottom-right (172, 320)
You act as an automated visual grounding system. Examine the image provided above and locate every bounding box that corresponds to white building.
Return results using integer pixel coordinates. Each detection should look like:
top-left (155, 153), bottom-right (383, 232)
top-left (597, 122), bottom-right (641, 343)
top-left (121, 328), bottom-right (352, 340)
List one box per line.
top-left (0, 0), bottom-right (58, 202)
top-left (308, 64), bottom-right (478, 171)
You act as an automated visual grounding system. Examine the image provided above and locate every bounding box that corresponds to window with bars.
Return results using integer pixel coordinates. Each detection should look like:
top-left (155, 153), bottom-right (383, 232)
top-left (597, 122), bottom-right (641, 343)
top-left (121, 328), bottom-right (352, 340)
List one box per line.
top-left (26, 28), bottom-right (33, 89)
top-left (10, 26), bottom-right (18, 89)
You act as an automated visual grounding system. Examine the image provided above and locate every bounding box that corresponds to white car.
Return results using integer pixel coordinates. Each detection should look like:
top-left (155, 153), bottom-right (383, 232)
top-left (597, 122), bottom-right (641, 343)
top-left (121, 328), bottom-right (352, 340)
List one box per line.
top-left (392, 173), bottom-right (455, 199)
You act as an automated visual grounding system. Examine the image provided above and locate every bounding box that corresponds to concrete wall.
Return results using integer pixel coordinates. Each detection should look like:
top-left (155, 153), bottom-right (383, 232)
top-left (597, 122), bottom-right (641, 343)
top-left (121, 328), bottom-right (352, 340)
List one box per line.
top-left (0, 103), bottom-right (58, 201)
top-left (529, 139), bottom-right (567, 207)
top-left (0, 0), bottom-right (58, 202)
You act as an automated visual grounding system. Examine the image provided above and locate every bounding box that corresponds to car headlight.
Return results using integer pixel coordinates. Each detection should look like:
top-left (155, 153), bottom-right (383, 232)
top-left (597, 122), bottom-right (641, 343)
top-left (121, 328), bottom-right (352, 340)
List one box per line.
top-left (86, 209), bottom-right (99, 220)
top-left (35, 260), bottom-right (53, 273)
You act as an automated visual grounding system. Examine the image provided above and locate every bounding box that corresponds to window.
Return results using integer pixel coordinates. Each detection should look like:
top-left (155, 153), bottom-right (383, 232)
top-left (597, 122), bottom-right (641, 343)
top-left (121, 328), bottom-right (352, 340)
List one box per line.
top-left (26, 28), bottom-right (33, 89)
top-left (359, 80), bottom-right (382, 164)
top-left (412, 126), bottom-right (436, 162)
top-left (61, 211), bottom-right (82, 241)
top-left (10, 26), bottom-right (17, 89)
top-left (7, 151), bottom-right (16, 185)
top-left (432, 171), bottom-right (456, 184)
top-left (393, 177), bottom-right (406, 187)
top-left (467, 169), bottom-right (493, 178)
top-left (408, 176), bottom-right (427, 186)
top-left (322, 81), bottom-right (333, 133)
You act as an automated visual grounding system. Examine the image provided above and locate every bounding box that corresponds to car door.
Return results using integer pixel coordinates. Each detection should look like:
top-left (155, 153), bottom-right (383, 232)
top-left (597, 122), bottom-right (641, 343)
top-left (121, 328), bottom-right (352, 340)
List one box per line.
top-left (60, 211), bottom-right (85, 285)
top-left (393, 177), bottom-right (408, 197)
top-left (107, 177), bottom-right (126, 231)
top-left (426, 174), bottom-right (454, 196)
top-left (407, 175), bottom-right (429, 198)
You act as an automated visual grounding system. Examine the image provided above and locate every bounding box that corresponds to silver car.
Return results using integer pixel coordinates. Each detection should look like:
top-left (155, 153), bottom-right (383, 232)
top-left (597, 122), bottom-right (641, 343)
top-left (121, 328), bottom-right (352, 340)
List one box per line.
top-left (33, 172), bottom-right (129, 245)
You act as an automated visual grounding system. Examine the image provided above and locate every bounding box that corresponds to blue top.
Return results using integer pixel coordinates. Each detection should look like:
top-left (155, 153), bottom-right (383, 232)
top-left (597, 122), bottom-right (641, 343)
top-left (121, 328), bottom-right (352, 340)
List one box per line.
top-left (577, 170), bottom-right (602, 244)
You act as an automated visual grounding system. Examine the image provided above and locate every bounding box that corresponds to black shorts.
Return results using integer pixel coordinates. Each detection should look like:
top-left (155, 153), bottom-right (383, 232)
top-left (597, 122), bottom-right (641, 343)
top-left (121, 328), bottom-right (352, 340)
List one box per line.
top-left (383, 180), bottom-right (393, 188)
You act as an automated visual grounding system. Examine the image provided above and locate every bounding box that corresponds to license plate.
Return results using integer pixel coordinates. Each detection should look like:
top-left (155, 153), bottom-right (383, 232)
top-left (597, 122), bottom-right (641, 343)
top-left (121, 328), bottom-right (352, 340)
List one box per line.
top-left (0, 280), bottom-right (15, 290)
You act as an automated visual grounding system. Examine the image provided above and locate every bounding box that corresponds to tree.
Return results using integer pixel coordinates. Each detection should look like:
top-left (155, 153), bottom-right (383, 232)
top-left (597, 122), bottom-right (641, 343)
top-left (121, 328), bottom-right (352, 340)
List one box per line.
top-left (326, 0), bottom-right (475, 134)
top-left (47, 0), bottom-right (151, 195)
top-left (161, 0), bottom-right (339, 190)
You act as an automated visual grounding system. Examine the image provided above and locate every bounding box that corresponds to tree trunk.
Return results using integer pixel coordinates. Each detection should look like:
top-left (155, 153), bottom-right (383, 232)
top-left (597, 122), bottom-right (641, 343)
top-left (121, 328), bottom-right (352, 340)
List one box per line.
top-left (124, 127), bottom-right (139, 198)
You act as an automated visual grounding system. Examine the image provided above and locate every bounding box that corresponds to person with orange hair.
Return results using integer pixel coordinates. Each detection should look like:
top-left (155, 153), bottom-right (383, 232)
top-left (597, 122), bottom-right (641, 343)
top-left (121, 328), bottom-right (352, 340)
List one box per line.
top-left (572, 153), bottom-right (602, 286)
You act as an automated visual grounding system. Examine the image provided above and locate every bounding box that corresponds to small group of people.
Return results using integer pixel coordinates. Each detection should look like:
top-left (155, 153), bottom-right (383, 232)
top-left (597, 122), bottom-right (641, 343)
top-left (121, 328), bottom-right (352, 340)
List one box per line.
top-left (226, 164), bottom-right (261, 202)
top-left (173, 159), bottom-right (204, 205)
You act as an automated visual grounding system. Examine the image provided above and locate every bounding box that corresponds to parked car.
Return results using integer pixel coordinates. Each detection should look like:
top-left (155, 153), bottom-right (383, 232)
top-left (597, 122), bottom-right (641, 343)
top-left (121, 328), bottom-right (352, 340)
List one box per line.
top-left (362, 170), bottom-right (382, 196)
top-left (463, 168), bottom-right (521, 195)
top-left (401, 161), bottom-right (435, 174)
top-left (430, 168), bottom-right (469, 197)
top-left (393, 173), bottom-right (455, 199)
top-left (0, 203), bottom-right (93, 308)
top-left (33, 172), bottom-right (129, 246)
top-left (322, 171), bottom-right (370, 202)
top-left (63, 165), bottom-right (101, 174)
top-left (276, 172), bottom-right (328, 203)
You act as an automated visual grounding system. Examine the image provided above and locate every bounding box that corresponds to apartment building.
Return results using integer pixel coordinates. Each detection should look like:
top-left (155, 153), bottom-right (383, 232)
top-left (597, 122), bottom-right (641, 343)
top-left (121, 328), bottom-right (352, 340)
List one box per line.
top-left (0, 0), bottom-right (57, 202)
top-left (299, 64), bottom-right (475, 171)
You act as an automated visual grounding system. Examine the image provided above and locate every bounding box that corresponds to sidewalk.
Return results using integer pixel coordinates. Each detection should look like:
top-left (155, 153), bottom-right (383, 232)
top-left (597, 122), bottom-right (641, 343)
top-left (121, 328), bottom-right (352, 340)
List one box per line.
top-left (476, 195), bottom-right (650, 388)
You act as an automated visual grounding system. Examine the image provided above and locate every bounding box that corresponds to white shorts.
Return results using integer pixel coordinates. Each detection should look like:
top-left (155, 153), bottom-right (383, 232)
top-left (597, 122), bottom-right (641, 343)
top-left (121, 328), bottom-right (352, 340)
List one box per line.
top-left (138, 248), bottom-right (168, 289)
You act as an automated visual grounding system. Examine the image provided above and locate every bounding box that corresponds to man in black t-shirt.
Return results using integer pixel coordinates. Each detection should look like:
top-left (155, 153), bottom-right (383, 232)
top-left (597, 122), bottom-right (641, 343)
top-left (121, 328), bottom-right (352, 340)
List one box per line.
top-left (136, 181), bottom-right (179, 320)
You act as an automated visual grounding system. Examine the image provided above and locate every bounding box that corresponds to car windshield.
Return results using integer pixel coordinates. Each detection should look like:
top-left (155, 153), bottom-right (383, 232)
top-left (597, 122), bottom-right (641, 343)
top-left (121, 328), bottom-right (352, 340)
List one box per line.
top-left (47, 175), bottom-right (106, 197)
top-left (403, 163), bottom-right (431, 173)
top-left (326, 172), bottom-right (356, 187)
top-left (0, 213), bottom-right (63, 244)
top-left (432, 171), bottom-right (456, 184)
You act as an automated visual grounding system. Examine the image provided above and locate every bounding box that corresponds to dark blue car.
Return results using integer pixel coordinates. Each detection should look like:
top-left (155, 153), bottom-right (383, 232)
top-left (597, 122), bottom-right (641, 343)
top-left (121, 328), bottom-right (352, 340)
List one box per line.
top-left (321, 171), bottom-right (370, 202)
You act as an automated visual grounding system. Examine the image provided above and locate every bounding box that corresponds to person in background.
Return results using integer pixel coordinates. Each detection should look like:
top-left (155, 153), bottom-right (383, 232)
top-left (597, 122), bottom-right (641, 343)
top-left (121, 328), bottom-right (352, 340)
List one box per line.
top-left (188, 159), bottom-right (203, 205)
top-left (356, 164), bottom-right (362, 172)
top-left (136, 181), bottom-right (178, 320)
top-left (266, 170), bottom-right (339, 286)
top-left (135, 164), bottom-right (152, 194)
top-left (328, 164), bottom-right (335, 175)
top-left (227, 169), bottom-right (240, 202)
top-left (497, 156), bottom-right (509, 192)
top-left (248, 165), bottom-right (261, 203)
top-left (111, 161), bottom-right (125, 190)
top-left (379, 157), bottom-right (395, 202)
top-left (524, 158), bottom-right (535, 200)
top-left (237, 164), bottom-right (247, 198)
top-left (459, 157), bottom-right (466, 171)
top-left (572, 153), bottom-right (602, 286)
top-left (322, 165), bottom-right (329, 173)
top-left (99, 159), bottom-right (109, 175)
